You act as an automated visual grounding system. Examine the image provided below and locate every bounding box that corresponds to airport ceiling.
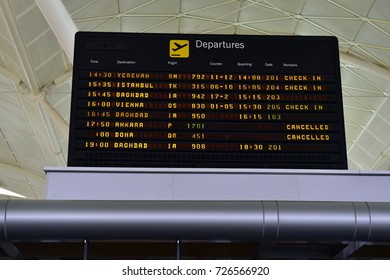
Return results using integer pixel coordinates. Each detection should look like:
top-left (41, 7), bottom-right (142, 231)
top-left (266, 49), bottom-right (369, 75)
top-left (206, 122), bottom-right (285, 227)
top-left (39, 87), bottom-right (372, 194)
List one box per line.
top-left (0, 0), bottom-right (389, 199)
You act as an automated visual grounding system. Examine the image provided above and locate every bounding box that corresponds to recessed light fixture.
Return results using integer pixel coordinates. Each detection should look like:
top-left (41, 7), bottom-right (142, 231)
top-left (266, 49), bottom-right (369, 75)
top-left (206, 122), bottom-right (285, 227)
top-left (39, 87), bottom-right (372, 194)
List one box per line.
top-left (0, 187), bottom-right (26, 198)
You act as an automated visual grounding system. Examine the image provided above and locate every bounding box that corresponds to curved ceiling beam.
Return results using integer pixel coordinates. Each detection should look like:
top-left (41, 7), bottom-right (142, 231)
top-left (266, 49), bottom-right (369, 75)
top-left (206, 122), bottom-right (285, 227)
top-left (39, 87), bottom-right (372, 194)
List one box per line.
top-left (0, 0), bottom-right (40, 93)
top-left (35, 0), bottom-right (79, 63)
top-left (340, 52), bottom-right (390, 81)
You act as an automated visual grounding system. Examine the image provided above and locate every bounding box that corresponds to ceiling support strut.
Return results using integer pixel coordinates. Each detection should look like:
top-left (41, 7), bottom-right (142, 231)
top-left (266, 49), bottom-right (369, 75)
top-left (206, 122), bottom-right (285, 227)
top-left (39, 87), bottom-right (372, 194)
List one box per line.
top-left (35, 0), bottom-right (78, 63)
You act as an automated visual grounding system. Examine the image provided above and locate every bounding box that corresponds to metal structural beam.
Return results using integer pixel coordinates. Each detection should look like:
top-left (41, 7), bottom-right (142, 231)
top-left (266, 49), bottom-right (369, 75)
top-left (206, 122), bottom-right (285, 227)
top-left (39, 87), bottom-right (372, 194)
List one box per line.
top-left (334, 241), bottom-right (367, 259)
top-left (35, 0), bottom-right (78, 63)
top-left (0, 0), bottom-right (40, 93)
top-left (36, 94), bottom-right (69, 141)
top-left (1, 200), bottom-right (390, 242)
top-left (0, 0), bottom-right (69, 160)
top-left (0, 242), bottom-right (23, 259)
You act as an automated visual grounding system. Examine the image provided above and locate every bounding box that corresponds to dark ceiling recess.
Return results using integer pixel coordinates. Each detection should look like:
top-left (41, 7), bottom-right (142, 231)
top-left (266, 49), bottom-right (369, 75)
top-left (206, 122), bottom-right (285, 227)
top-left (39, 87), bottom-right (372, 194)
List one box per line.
top-left (2, 241), bottom-right (390, 260)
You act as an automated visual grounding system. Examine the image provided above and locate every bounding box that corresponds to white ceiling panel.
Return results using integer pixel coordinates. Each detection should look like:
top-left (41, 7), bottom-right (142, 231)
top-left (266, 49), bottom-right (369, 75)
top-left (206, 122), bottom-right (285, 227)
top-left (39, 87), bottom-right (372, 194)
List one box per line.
top-left (368, 115), bottom-right (390, 144)
top-left (63, 0), bottom-right (95, 15)
top-left (358, 130), bottom-right (386, 158)
top-left (0, 151), bottom-right (16, 165)
top-left (16, 154), bottom-right (45, 170)
top-left (309, 18), bottom-right (362, 41)
top-left (7, 0), bottom-right (35, 16)
top-left (181, 0), bottom-right (233, 13)
top-left (0, 116), bottom-right (34, 136)
top-left (343, 86), bottom-right (384, 97)
top-left (16, 5), bottom-right (49, 45)
top-left (122, 16), bottom-right (178, 33)
top-left (367, 0), bottom-right (390, 20)
top-left (70, 0), bottom-right (119, 20)
top-left (348, 143), bottom-right (375, 169)
top-left (347, 159), bottom-right (361, 170)
top-left (351, 96), bottom-right (386, 111)
top-left (346, 46), bottom-right (387, 68)
top-left (2, 130), bottom-right (38, 148)
top-left (261, 0), bottom-right (306, 14)
top-left (331, 0), bottom-right (375, 16)
top-left (359, 46), bottom-right (390, 70)
top-left (138, 18), bottom-right (180, 33)
top-left (121, 0), bottom-right (180, 14)
top-left (27, 31), bottom-right (61, 69)
top-left (239, 2), bottom-right (290, 22)
top-left (344, 108), bottom-right (373, 128)
top-left (355, 21), bottom-right (390, 47)
top-left (301, 0), bottom-right (358, 17)
top-left (375, 22), bottom-right (390, 35)
top-left (235, 26), bottom-right (269, 35)
top-left (0, 102), bottom-right (27, 121)
top-left (0, 135), bottom-right (10, 148)
top-left (34, 53), bottom-right (67, 87)
top-left (75, 18), bottom-right (115, 31)
top-left (0, 74), bottom-right (13, 86)
top-left (92, 18), bottom-right (121, 32)
top-left (344, 124), bottom-right (363, 141)
top-left (45, 97), bottom-right (70, 121)
top-left (378, 98), bottom-right (390, 117)
top-left (349, 68), bottom-right (390, 92)
top-left (343, 97), bottom-right (374, 112)
top-left (0, 166), bottom-right (30, 182)
top-left (0, 94), bottom-right (22, 113)
top-left (342, 71), bottom-right (385, 92)
top-left (294, 19), bottom-right (334, 36)
top-left (180, 18), bottom-right (236, 34)
top-left (244, 18), bottom-right (297, 34)
top-left (186, 1), bottom-right (241, 22)
top-left (0, 48), bottom-right (26, 86)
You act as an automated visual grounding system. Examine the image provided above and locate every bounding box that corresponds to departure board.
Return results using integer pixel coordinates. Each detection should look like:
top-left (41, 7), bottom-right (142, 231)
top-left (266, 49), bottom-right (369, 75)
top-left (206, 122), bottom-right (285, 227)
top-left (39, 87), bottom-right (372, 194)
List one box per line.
top-left (68, 32), bottom-right (348, 169)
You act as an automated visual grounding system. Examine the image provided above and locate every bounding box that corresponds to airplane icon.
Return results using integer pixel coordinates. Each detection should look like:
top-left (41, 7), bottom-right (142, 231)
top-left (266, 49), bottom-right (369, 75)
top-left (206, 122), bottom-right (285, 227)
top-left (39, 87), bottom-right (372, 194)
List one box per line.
top-left (172, 42), bottom-right (188, 52)
top-left (170, 39), bottom-right (189, 58)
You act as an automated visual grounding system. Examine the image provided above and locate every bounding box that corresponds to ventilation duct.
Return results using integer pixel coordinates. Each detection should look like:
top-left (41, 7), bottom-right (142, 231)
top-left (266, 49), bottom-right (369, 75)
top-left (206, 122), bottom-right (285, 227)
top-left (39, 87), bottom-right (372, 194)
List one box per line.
top-left (0, 200), bottom-right (389, 241)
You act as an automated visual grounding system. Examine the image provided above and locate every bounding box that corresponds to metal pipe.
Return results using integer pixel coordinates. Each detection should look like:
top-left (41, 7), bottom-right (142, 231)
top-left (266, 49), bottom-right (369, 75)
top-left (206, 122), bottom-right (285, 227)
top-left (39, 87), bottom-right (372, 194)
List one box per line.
top-left (1, 200), bottom-right (390, 241)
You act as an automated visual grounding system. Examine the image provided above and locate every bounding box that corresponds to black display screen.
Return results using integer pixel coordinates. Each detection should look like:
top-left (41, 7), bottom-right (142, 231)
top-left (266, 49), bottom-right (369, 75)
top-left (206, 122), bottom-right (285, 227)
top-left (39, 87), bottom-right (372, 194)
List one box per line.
top-left (68, 32), bottom-right (347, 169)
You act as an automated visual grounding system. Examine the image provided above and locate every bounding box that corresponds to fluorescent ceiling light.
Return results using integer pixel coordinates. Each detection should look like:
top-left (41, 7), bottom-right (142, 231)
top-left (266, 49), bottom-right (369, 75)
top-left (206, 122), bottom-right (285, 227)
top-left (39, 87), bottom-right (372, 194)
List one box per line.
top-left (0, 187), bottom-right (26, 198)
